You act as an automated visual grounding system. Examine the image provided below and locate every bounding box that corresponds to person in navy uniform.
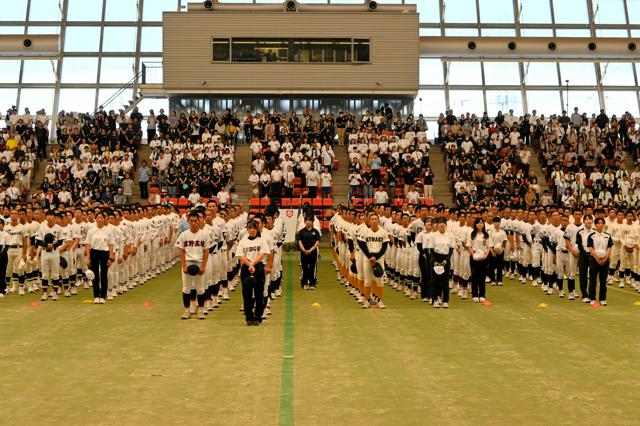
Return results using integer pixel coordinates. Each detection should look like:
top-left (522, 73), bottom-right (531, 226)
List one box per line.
top-left (587, 217), bottom-right (613, 306)
top-left (296, 214), bottom-right (321, 290)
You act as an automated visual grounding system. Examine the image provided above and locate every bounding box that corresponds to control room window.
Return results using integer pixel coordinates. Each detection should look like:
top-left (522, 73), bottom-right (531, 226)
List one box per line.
top-left (212, 38), bottom-right (230, 62)
top-left (353, 39), bottom-right (370, 62)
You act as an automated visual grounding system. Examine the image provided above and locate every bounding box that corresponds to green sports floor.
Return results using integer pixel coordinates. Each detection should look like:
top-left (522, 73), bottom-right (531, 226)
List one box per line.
top-left (2, 249), bottom-right (640, 426)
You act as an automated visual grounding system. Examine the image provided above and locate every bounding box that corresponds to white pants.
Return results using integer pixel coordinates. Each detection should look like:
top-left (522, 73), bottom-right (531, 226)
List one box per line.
top-left (40, 250), bottom-right (60, 282)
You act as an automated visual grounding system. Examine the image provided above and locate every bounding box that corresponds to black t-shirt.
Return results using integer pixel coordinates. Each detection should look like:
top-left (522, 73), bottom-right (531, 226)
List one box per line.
top-left (296, 227), bottom-right (320, 251)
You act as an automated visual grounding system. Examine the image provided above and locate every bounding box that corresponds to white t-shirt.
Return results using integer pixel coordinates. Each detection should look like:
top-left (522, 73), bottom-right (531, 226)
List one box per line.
top-left (175, 228), bottom-right (212, 263)
top-left (235, 235), bottom-right (270, 262)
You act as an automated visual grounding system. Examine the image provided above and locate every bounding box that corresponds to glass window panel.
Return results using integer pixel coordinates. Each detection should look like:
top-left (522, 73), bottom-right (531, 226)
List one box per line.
top-left (27, 26), bottom-right (60, 34)
top-left (102, 27), bottom-right (137, 52)
top-left (559, 62), bottom-right (596, 85)
top-left (141, 27), bottom-right (163, 51)
top-left (593, 0), bottom-right (626, 24)
top-left (143, 0), bottom-right (177, 21)
top-left (0, 60), bottom-right (21, 83)
top-left (518, 0), bottom-right (552, 23)
top-left (61, 57), bottom-right (98, 83)
top-left (0, 89), bottom-right (18, 110)
top-left (1, 0), bottom-right (27, 21)
top-left (567, 91), bottom-right (600, 115)
top-left (19, 89), bottom-right (54, 113)
top-left (419, 59), bottom-right (444, 85)
top-left (601, 63), bottom-right (635, 86)
top-left (420, 28), bottom-right (441, 36)
top-left (444, 28), bottom-right (479, 36)
top-left (414, 90), bottom-right (446, 117)
top-left (59, 89), bottom-right (97, 114)
top-left (137, 98), bottom-right (169, 115)
top-left (0, 27), bottom-right (26, 34)
top-left (553, 0), bottom-right (588, 23)
top-left (100, 58), bottom-right (135, 83)
top-left (486, 90), bottom-right (523, 116)
top-left (444, 0), bottom-right (477, 23)
top-left (28, 0), bottom-right (61, 21)
top-left (604, 91), bottom-right (640, 116)
top-left (526, 90), bottom-right (562, 115)
top-left (555, 29), bottom-right (591, 37)
top-left (630, 2), bottom-right (640, 24)
top-left (416, 0), bottom-right (440, 23)
top-left (449, 90), bottom-right (484, 114)
top-left (68, 0), bottom-right (104, 21)
top-left (479, 0), bottom-right (514, 23)
top-left (105, 0), bottom-right (138, 21)
top-left (595, 29), bottom-right (629, 37)
top-left (448, 62), bottom-right (482, 85)
top-left (633, 30), bottom-right (640, 37)
top-left (481, 28), bottom-right (516, 36)
top-left (64, 27), bottom-right (101, 52)
top-left (483, 62), bottom-right (520, 85)
top-left (523, 62), bottom-right (558, 85)
top-left (21, 60), bottom-right (57, 83)
top-left (520, 28), bottom-right (554, 37)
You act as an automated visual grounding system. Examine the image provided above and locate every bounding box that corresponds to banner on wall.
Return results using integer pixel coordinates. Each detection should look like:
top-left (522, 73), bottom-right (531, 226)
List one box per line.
top-left (280, 208), bottom-right (300, 243)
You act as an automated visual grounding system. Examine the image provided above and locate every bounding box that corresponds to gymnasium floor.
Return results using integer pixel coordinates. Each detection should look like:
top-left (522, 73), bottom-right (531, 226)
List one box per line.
top-left (2, 249), bottom-right (640, 426)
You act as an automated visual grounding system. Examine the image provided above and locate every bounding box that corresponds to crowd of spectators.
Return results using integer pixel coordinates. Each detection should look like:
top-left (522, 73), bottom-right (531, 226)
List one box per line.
top-left (0, 106), bottom-right (46, 205)
top-left (146, 108), bottom-right (237, 206)
top-left (438, 107), bottom-right (639, 210)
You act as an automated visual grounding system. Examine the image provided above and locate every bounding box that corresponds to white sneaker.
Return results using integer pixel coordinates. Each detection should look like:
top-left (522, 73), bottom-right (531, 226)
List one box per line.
top-left (40, 293), bottom-right (47, 301)
top-left (600, 300), bottom-right (607, 306)
top-left (558, 290), bottom-right (565, 298)
top-left (362, 299), bottom-right (371, 309)
top-left (0, 293), bottom-right (4, 299)
top-left (485, 276), bottom-right (491, 283)
top-left (568, 292), bottom-right (574, 300)
top-left (619, 283), bottom-right (625, 288)
top-left (409, 291), bottom-right (417, 300)
top-left (64, 290), bottom-right (70, 297)
top-left (70, 287), bottom-right (77, 295)
top-left (582, 297), bottom-right (590, 303)
top-left (546, 288), bottom-right (553, 295)
top-left (433, 300), bottom-right (440, 308)
top-left (51, 292), bottom-right (58, 301)
top-left (93, 298), bottom-right (100, 304)
top-left (472, 297), bottom-right (479, 303)
top-left (18, 286), bottom-right (25, 296)
top-left (376, 300), bottom-right (386, 309)
top-left (275, 289), bottom-right (282, 297)
top-left (181, 311), bottom-right (191, 320)
top-left (442, 302), bottom-right (449, 309)
top-left (264, 307), bottom-right (272, 316)
top-left (532, 281), bottom-right (538, 287)
top-left (479, 297), bottom-right (486, 303)
top-left (490, 282), bottom-right (496, 286)
top-left (461, 290), bottom-right (468, 300)
top-left (107, 293), bottom-right (114, 301)
top-left (422, 297), bottom-right (429, 302)
top-left (99, 298), bottom-right (106, 304)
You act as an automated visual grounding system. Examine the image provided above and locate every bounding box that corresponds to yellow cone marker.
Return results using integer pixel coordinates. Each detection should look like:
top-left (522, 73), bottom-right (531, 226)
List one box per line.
top-left (538, 303), bottom-right (548, 309)
top-left (633, 301), bottom-right (640, 306)
top-left (311, 302), bottom-right (321, 308)
top-left (83, 299), bottom-right (94, 304)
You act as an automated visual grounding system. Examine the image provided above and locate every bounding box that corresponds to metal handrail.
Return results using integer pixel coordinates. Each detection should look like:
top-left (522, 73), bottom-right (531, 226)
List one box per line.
top-left (95, 71), bottom-right (142, 114)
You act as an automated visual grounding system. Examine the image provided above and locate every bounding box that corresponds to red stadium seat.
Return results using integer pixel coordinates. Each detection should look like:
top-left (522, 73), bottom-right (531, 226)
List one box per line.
top-left (321, 221), bottom-right (330, 230)
top-left (393, 198), bottom-right (404, 207)
top-left (177, 198), bottom-right (189, 207)
top-left (291, 198), bottom-right (301, 208)
top-left (294, 178), bottom-right (302, 187)
top-left (322, 198), bottom-right (333, 207)
top-left (395, 188), bottom-right (404, 196)
top-left (260, 197), bottom-right (270, 206)
top-left (292, 188), bottom-right (302, 196)
top-left (150, 187), bottom-right (160, 194)
top-left (301, 198), bottom-right (312, 206)
top-left (312, 198), bottom-right (323, 207)
top-left (281, 198), bottom-right (291, 207)
top-left (169, 198), bottom-right (178, 205)
top-left (249, 198), bottom-right (260, 207)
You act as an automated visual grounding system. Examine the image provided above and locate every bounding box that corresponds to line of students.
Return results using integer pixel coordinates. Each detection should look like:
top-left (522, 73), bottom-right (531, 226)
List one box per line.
top-left (330, 203), bottom-right (636, 308)
top-left (175, 203), bottom-right (287, 324)
top-left (0, 203), bottom-right (180, 304)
